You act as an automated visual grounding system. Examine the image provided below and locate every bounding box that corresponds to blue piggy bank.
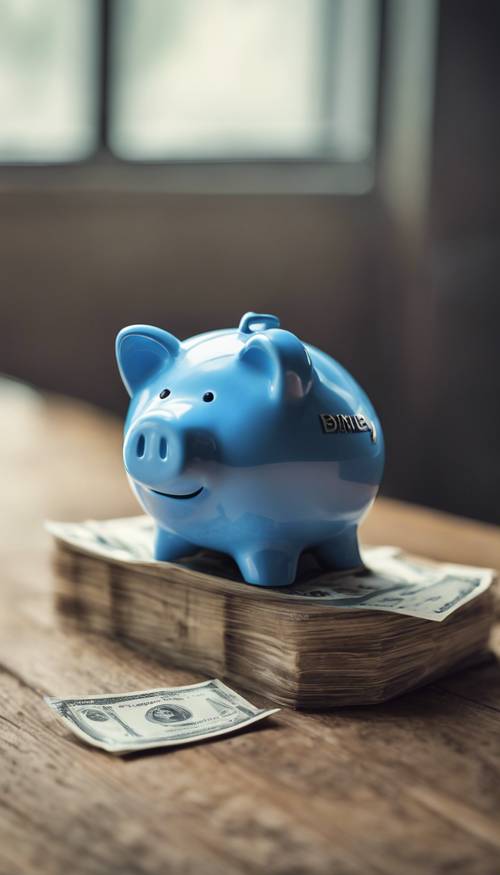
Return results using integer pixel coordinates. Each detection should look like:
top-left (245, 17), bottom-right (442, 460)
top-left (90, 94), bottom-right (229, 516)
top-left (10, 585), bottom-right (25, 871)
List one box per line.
top-left (116, 312), bottom-right (384, 587)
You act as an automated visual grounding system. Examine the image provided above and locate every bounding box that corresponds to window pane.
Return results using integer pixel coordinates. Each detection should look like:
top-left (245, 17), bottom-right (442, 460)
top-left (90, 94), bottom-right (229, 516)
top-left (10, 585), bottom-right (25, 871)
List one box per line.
top-left (0, 0), bottom-right (98, 162)
top-left (110, 0), bottom-right (377, 161)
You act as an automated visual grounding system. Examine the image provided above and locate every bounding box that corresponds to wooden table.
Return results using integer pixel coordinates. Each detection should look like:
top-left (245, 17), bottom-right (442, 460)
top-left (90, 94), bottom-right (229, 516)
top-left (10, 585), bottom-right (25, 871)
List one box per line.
top-left (1, 382), bottom-right (499, 875)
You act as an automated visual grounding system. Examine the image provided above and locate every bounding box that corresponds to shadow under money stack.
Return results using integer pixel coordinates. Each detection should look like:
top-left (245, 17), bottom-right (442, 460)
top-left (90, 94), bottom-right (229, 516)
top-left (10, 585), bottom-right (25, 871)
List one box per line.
top-left (49, 517), bottom-right (495, 709)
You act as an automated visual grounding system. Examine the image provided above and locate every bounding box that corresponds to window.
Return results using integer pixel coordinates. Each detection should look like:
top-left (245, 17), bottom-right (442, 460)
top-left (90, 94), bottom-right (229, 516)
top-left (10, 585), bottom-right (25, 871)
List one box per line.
top-left (0, 0), bottom-right (98, 162)
top-left (0, 0), bottom-right (380, 187)
top-left (110, 0), bottom-right (378, 162)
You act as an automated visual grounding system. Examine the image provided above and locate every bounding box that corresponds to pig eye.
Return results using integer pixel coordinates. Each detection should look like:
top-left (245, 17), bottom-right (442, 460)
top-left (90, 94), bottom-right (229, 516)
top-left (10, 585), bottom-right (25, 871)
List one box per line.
top-left (159, 388), bottom-right (171, 399)
top-left (203, 391), bottom-right (215, 403)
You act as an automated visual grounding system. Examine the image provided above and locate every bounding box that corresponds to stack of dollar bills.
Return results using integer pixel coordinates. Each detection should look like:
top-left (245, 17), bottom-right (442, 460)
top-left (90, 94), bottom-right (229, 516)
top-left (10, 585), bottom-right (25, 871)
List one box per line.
top-left (47, 516), bottom-right (496, 709)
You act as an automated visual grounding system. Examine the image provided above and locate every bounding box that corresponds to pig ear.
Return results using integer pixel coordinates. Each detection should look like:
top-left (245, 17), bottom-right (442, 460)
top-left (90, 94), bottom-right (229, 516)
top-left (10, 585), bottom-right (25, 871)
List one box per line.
top-left (238, 329), bottom-right (313, 401)
top-left (116, 325), bottom-right (180, 396)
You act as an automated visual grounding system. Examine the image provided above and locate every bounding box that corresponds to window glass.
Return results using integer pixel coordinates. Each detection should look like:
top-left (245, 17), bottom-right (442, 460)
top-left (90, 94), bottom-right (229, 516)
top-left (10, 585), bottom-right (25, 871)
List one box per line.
top-left (0, 0), bottom-right (98, 162)
top-left (110, 0), bottom-right (377, 161)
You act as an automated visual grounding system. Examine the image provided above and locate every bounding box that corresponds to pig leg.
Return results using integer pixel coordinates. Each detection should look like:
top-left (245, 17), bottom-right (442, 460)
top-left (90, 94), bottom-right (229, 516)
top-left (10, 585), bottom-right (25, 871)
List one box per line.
top-left (235, 546), bottom-right (299, 587)
top-left (313, 526), bottom-right (362, 571)
top-left (154, 527), bottom-right (197, 562)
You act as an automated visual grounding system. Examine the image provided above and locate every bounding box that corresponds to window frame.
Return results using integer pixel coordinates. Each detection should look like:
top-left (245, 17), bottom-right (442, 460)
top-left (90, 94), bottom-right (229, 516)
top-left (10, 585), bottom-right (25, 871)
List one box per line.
top-left (0, 0), bottom-right (385, 195)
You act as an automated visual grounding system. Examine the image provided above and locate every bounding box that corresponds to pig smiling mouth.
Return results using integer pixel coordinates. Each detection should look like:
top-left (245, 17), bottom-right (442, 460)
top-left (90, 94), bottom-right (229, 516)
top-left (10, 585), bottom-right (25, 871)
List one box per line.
top-left (149, 486), bottom-right (204, 500)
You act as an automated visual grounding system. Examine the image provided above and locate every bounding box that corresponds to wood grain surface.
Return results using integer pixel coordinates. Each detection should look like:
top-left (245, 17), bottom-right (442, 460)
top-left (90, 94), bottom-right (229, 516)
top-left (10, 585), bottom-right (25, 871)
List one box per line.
top-left (1, 380), bottom-right (499, 875)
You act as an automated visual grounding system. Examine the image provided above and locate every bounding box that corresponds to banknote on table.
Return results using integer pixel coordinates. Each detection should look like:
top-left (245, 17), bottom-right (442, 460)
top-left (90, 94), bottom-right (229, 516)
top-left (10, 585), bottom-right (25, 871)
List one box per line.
top-left (45, 679), bottom-right (279, 754)
top-left (46, 516), bottom-right (495, 622)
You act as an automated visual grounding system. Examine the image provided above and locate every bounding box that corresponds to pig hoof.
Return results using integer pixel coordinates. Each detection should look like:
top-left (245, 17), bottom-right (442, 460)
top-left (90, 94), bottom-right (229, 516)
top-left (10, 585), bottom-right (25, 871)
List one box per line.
top-left (154, 528), bottom-right (197, 562)
top-left (236, 548), bottom-right (298, 587)
top-left (313, 527), bottom-right (362, 571)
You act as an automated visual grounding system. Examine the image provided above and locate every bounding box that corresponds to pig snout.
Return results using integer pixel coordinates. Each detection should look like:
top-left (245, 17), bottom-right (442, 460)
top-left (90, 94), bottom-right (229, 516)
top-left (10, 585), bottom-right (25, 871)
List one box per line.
top-left (123, 416), bottom-right (186, 489)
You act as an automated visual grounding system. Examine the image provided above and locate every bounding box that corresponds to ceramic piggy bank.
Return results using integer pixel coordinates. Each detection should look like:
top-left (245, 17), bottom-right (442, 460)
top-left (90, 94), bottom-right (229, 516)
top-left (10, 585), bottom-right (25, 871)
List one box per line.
top-left (116, 312), bottom-right (384, 586)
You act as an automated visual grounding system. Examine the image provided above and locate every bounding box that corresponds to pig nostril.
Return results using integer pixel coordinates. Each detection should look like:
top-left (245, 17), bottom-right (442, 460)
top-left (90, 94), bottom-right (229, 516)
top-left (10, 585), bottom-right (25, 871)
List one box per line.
top-left (159, 436), bottom-right (167, 460)
top-left (136, 433), bottom-right (145, 458)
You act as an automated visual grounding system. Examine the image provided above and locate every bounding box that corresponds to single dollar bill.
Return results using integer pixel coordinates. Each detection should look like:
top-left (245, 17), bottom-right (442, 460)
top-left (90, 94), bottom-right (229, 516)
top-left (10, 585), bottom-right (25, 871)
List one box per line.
top-left (286, 551), bottom-right (494, 621)
top-left (46, 516), bottom-right (495, 622)
top-left (45, 679), bottom-right (279, 754)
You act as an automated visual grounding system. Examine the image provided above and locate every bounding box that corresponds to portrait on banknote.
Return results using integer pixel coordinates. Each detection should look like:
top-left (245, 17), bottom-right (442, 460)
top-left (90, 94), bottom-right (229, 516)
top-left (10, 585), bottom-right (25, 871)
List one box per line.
top-left (145, 704), bottom-right (193, 724)
top-left (82, 708), bottom-right (110, 722)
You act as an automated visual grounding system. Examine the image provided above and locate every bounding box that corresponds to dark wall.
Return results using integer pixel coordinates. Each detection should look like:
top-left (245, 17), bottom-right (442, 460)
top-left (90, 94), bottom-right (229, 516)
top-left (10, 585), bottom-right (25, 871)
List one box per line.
top-left (1, 189), bottom-right (406, 445)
